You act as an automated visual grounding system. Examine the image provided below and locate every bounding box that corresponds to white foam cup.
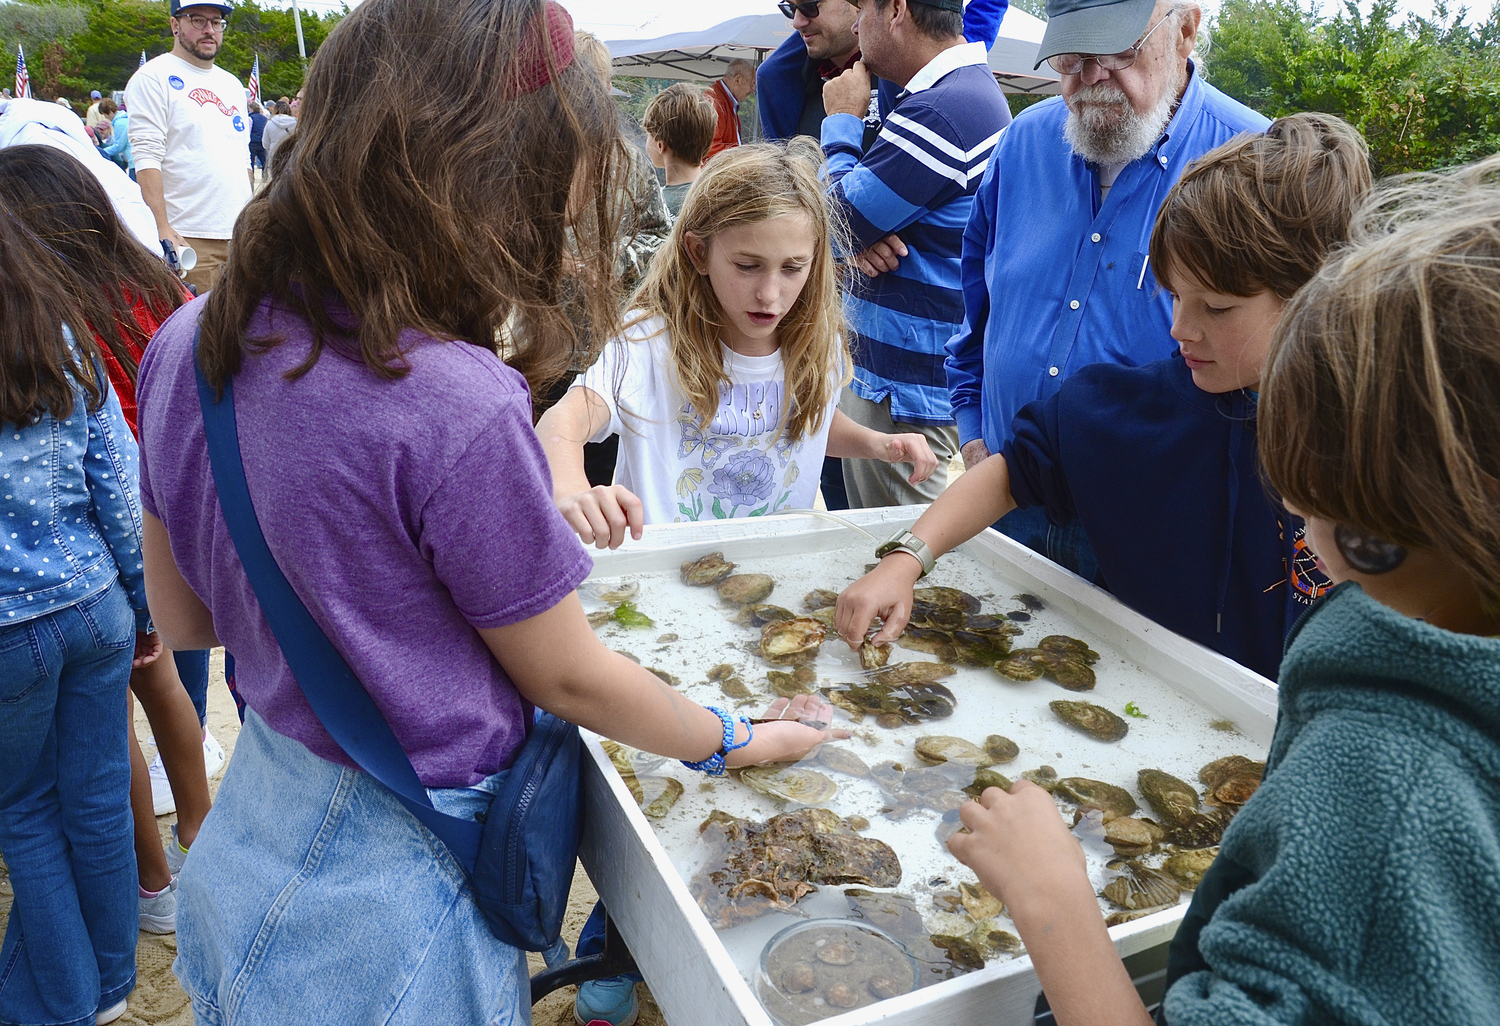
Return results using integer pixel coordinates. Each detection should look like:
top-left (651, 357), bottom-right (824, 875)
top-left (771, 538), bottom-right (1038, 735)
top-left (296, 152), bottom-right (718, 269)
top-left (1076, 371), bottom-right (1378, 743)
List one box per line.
top-left (177, 246), bottom-right (197, 272)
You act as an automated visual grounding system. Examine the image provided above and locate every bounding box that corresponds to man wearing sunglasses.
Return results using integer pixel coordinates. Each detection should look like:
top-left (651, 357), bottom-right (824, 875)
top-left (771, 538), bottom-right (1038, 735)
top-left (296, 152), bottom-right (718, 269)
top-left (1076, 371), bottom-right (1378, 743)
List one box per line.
top-left (944, 0), bottom-right (1267, 576)
top-left (125, 0), bottom-right (252, 291)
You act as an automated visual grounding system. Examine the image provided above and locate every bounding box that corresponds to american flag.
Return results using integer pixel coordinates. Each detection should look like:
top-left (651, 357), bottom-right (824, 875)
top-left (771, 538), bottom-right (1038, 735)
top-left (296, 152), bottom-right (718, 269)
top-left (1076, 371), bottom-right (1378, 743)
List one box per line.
top-left (247, 54), bottom-right (260, 106)
top-left (140, 50), bottom-right (148, 69)
top-left (15, 45), bottom-right (31, 99)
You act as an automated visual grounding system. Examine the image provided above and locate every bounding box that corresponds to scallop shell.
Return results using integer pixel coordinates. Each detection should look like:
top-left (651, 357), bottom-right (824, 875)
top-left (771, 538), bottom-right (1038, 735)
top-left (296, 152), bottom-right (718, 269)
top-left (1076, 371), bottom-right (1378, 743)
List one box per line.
top-left (738, 766), bottom-right (838, 804)
top-left (1101, 862), bottom-right (1181, 910)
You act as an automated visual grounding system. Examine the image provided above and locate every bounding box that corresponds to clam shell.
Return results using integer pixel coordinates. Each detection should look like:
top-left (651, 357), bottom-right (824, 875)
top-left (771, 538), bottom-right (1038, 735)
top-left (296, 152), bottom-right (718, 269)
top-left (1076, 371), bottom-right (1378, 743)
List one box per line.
top-left (739, 766), bottom-right (838, 804)
top-left (983, 734), bottom-right (1020, 764)
top-left (783, 962), bottom-right (817, 993)
top-left (1101, 863), bottom-right (1181, 910)
top-left (815, 941), bottom-right (856, 965)
top-left (681, 552), bottom-right (736, 586)
top-left (718, 573), bottom-right (776, 605)
top-left (914, 735), bottom-right (993, 767)
top-left (964, 768), bottom-right (1013, 799)
top-left (1049, 700), bottom-right (1129, 742)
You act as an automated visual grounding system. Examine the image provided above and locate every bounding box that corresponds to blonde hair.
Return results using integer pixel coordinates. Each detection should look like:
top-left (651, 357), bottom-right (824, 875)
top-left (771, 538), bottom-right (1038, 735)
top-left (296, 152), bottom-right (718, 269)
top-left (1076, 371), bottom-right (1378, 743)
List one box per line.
top-left (1260, 154), bottom-right (1500, 607)
top-left (624, 142), bottom-right (850, 442)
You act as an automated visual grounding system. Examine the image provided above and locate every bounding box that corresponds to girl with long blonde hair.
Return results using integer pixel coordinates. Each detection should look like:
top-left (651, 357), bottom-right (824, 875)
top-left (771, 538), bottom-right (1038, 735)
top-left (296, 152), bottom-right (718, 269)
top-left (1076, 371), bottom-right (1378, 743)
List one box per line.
top-left (539, 142), bottom-right (937, 547)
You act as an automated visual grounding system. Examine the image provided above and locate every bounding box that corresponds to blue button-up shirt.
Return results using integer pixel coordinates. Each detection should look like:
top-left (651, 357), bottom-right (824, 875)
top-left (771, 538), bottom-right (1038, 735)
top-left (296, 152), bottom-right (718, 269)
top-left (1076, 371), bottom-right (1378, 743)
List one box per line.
top-left (945, 64), bottom-right (1269, 451)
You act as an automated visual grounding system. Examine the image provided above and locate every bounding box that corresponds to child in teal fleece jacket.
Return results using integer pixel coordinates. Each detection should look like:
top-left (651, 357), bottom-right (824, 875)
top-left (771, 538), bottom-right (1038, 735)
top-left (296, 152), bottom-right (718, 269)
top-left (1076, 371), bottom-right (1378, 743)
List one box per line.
top-left (947, 157), bottom-right (1500, 1023)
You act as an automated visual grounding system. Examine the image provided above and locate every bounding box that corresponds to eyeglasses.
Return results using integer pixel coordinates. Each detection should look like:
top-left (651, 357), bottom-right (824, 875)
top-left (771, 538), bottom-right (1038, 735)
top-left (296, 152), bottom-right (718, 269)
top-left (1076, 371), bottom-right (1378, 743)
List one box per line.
top-left (1046, 14), bottom-right (1169, 76)
top-left (178, 14), bottom-right (228, 32)
top-left (778, 1), bottom-right (825, 19)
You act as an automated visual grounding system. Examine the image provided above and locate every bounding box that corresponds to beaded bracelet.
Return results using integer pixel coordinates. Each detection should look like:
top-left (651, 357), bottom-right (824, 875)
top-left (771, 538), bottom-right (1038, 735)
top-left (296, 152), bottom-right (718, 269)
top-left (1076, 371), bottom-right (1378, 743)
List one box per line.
top-left (681, 705), bottom-right (753, 776)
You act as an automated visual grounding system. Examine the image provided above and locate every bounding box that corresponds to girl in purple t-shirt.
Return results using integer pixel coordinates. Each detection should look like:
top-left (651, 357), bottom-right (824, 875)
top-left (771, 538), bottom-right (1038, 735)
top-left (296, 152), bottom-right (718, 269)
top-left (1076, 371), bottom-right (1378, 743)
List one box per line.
top-left (134, 1), bottom-right (838, 1021)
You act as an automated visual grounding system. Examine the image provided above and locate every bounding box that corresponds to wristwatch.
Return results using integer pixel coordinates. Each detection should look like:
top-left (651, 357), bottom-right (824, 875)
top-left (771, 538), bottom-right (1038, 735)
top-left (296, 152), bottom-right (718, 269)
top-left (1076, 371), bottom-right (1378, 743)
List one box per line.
top-left (875, 529), bottom-right (935, 578)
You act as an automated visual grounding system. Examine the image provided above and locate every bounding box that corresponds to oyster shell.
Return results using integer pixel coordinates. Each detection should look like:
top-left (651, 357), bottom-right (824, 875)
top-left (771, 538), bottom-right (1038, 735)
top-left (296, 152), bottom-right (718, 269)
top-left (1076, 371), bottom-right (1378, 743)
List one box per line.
top-left (896, 626), bottom-right (958, 661)
top-left (908, 602), bottom-right (966, 631)
top-left (1138, 769), bottom-right (1201, 826)
top-left (586, 608), bottom-right (615, 628)
top-left (760, 617), bottom-right (827, 665)
top-left (1200, 755), bottom-right (1265, 807)
top-left (1038, 635), bottom-right (1100, 664)
top-left (859, 641), bottom-right (892, 669)
top-left (806, 605), bottom-right (838, 628)
top-left (994, 651), bottom-right (1046, 682)
top-left (1102, 862), bottom-right (1181, 910)
top-left (804, 588), bottom-right (841, 611)
top-left (632, 776), bottom-right (684, 818)
top-left (1021, 765), bottom-right (1059, 791)
top-left (913, 586), bottom-right (981, 613)
top-left (583, 580), bottom-right (640, 604)
top-left (1050, 700), bottom-right (1129, 742)
top-left (748, 603), bottom-right (797, 626)
top-left (1163, 846), bottom-right (1219, 889)
top-left (739, 766), bottom-right (838, 804)
top-left (718, 573), bottom-right (775, 605)
top-left (929, 922), bottom-right (1020, 970)
top-left (816, 746), bottom-right (871, 777)
top-left (964, 768), bottom-right (1013, 799)
top-left (871, 661), bottom-right (957, 686)
top-left (983, 734), bottom-right (1020, 764)
top-left (767, 668), bottom-right (815, 697)
top-left (914, 735), bottom-right (994, 767)
top-left (951, 629), bottom-right (1012, 665)
top-left (959, 881), bottom-right (1003, 920)
top-left (681, 552), bottom-right (736, 586)
top-left (719, 676), bottom-right (753, 700)
top-left (1055, 777), bottom-right (1139, 819)
top-left (1106, 905), bottom-right (1175, 927)
top-left (707, 663), bottom-right (736, 681)
top-left (1041, 654), bottom-right (1097, 691)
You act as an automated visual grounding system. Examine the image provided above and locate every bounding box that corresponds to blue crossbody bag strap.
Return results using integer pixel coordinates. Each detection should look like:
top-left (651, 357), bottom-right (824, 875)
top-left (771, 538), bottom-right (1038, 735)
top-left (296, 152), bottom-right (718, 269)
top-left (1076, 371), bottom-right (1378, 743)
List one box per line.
top-left (192, 328), bottom-right (481, 871)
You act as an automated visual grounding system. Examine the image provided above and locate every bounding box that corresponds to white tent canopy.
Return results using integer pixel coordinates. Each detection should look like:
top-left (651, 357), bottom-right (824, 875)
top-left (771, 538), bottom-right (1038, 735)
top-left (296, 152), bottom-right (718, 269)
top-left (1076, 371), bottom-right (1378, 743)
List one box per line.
top-left (562, 0), bottom-right (1060, 95)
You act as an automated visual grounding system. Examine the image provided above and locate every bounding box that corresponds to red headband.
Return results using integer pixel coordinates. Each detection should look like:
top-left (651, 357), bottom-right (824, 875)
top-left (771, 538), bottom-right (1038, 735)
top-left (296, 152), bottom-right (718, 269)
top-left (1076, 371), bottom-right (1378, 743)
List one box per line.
top-left (506, 1), bottom-right (577, 100)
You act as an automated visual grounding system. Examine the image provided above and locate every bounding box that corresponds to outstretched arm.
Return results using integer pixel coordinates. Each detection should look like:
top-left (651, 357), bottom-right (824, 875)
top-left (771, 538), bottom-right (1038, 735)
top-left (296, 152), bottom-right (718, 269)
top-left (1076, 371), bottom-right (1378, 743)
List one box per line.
top-left (535, 385), bottom-right (644, 550)
top-left (835, 452), bottom-right (1017, 645)
top-left (824, 408), bottom-right (938, 485)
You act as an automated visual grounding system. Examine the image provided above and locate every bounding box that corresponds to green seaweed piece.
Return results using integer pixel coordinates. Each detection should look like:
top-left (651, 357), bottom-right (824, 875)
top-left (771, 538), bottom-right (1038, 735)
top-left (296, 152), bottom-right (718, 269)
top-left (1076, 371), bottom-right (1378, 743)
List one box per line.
top-left (1124, 702), bottom-right (1148, 719)
top-left (612, 601), bottom-right (655, 628)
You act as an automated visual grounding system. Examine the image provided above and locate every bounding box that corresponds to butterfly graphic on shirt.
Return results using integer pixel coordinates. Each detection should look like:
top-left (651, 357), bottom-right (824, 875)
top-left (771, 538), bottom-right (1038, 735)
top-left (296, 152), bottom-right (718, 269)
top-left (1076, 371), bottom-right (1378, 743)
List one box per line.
top-left (677, 410), bottom-right (733, 466)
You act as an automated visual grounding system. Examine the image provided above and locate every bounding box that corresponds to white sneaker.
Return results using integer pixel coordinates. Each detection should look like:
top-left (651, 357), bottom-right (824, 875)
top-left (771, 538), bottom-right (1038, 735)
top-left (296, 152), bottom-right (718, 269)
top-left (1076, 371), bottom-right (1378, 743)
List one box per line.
top-left (139, 877), bottom-right (177, 934)
top-left (97, 998), bottom-right (128, 1024)
top-left (165, 822), bottom-right (189, 878)
top-left (148, 752), bottom-right (175, 817)
top-left (203, 728), bottom-right (226, 778)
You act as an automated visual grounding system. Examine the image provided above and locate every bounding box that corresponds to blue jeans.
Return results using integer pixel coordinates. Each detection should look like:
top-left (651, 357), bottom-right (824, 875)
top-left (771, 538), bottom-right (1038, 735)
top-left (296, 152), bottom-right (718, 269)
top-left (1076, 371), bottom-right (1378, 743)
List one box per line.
top-left (174, 708), bottom-right (528, 1025)
top-left (172, 649), bottom-right (210, 728)
top-left (996, 506), bottom-right (1100, 583)
top-left (0, 584), bottom-right (137, 1026)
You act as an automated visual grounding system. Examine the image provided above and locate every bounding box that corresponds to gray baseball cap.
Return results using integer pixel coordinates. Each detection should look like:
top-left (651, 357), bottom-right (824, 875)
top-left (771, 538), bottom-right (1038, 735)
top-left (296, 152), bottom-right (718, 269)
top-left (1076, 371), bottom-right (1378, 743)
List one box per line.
top-left (1034, 0), bottom-right (1158, 70)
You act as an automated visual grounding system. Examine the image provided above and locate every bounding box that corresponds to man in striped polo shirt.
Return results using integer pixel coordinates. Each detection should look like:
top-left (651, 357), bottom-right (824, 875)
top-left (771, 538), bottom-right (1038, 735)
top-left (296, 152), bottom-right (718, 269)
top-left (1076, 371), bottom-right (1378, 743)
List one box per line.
top-left (822, 0), bottom-right (1011, 508)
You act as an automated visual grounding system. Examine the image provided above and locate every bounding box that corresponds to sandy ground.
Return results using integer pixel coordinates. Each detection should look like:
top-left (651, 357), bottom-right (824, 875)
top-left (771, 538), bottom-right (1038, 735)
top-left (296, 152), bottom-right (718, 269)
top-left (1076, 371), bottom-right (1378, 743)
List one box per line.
top-left (0, 460), bottom-right (965, 1024)
top-left (0, 651), bottom-right (667, 1026)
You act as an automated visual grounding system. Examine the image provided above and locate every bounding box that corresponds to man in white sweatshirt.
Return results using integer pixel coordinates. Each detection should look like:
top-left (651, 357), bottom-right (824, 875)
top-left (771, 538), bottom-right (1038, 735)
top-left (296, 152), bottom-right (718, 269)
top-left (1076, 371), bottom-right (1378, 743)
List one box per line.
top-left (126, 0), bottom-right (252, 291)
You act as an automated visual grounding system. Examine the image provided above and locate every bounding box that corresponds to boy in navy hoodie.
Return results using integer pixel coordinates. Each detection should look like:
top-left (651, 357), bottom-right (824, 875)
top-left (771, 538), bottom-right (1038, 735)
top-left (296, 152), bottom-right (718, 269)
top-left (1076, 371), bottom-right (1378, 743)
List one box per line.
top-left (836, 113), bottom-right (1369, 681)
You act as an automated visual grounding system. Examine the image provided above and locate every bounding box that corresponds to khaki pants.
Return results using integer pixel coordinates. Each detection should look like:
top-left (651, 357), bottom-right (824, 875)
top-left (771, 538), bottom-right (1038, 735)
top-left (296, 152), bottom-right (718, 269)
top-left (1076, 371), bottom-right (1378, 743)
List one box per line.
top-left (182, 236), bottom-right (231, 294)
top-left (839, 387), bottom-right (959, 508)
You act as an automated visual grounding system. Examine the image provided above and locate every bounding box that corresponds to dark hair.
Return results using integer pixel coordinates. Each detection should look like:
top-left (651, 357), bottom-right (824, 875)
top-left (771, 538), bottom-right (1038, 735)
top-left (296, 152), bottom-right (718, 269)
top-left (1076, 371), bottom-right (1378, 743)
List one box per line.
top-left (198, 0), bottom-right (626, 395)
top-left (1261, 155), bottom-right (1500, 609)
top-left (0, 202), bottom-right (105, 424)
top-left (872, 0), bottom-right (964, 41)
top-left (643, 83), bottom-right (717, 167)
top-left (1150, 113), bottom-right (1372, 299)
top-left (0, 146), bottom-right (186, 386)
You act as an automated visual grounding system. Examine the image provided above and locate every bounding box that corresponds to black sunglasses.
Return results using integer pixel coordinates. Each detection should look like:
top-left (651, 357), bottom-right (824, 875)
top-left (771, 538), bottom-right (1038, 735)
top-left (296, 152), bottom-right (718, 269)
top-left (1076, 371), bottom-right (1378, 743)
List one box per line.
top-left (778, 0), bottom-right (824, 18)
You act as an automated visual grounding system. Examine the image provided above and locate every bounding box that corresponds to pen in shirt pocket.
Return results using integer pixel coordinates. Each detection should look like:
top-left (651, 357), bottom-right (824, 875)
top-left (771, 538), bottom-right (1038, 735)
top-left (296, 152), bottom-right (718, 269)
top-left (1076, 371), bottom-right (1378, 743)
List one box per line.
top-left (1136, 254), bottom-right (1150, 290)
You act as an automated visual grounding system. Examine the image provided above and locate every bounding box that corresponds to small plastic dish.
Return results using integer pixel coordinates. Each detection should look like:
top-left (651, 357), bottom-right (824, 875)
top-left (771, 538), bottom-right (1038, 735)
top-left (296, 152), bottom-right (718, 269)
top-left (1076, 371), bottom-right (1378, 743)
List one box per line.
top-left (755, 918), bottom-right (921, 1026)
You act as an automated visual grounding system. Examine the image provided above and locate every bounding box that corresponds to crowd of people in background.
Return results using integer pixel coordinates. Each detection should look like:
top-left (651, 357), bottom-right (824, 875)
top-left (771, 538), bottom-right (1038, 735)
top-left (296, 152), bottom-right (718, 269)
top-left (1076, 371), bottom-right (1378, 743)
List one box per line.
top-left (3, 0), bottom-right (1500, 1024)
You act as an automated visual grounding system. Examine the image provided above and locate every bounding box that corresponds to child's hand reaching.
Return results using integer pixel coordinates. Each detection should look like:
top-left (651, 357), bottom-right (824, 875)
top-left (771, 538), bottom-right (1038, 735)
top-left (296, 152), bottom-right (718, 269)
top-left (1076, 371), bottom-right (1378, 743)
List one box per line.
top-left (880, 432), bottom-right (939, 484)
top-left (947, 781), bottom-right (1092, 923)
top-left (556, 484), bottom-right (644, 550)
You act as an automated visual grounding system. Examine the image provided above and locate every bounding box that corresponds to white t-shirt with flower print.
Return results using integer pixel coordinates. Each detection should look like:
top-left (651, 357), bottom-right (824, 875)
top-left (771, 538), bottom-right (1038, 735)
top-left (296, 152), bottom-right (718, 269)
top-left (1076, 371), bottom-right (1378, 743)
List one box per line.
top-left (576, 316), bottom-right (838, 524)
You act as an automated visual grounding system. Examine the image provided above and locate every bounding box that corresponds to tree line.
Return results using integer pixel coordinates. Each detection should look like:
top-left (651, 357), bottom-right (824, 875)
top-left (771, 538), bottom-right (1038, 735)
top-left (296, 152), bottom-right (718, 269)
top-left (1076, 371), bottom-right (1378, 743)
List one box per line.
top-left (2, 0), bottom-right (341, 105)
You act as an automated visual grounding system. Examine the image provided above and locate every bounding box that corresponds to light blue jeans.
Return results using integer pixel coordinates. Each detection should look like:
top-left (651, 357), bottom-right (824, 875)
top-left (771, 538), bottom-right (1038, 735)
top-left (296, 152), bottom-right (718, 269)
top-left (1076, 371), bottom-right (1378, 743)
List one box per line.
top-left (173, 708), bottom-right (529, 1025)
top-left (0, 583), bottom-right (137, 1026)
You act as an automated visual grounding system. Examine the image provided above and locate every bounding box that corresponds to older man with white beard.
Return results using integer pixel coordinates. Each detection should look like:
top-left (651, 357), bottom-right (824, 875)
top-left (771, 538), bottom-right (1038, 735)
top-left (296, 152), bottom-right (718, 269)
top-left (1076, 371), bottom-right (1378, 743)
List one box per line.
top-left (944, 0), bottom-right (1266, 577)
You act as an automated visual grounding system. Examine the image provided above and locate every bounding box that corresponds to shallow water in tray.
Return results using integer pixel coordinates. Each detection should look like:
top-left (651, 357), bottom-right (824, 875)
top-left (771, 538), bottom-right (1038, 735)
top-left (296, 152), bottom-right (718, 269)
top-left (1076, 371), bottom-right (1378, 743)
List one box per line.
top-left (583, 540), bottom-right (1264, 1009)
